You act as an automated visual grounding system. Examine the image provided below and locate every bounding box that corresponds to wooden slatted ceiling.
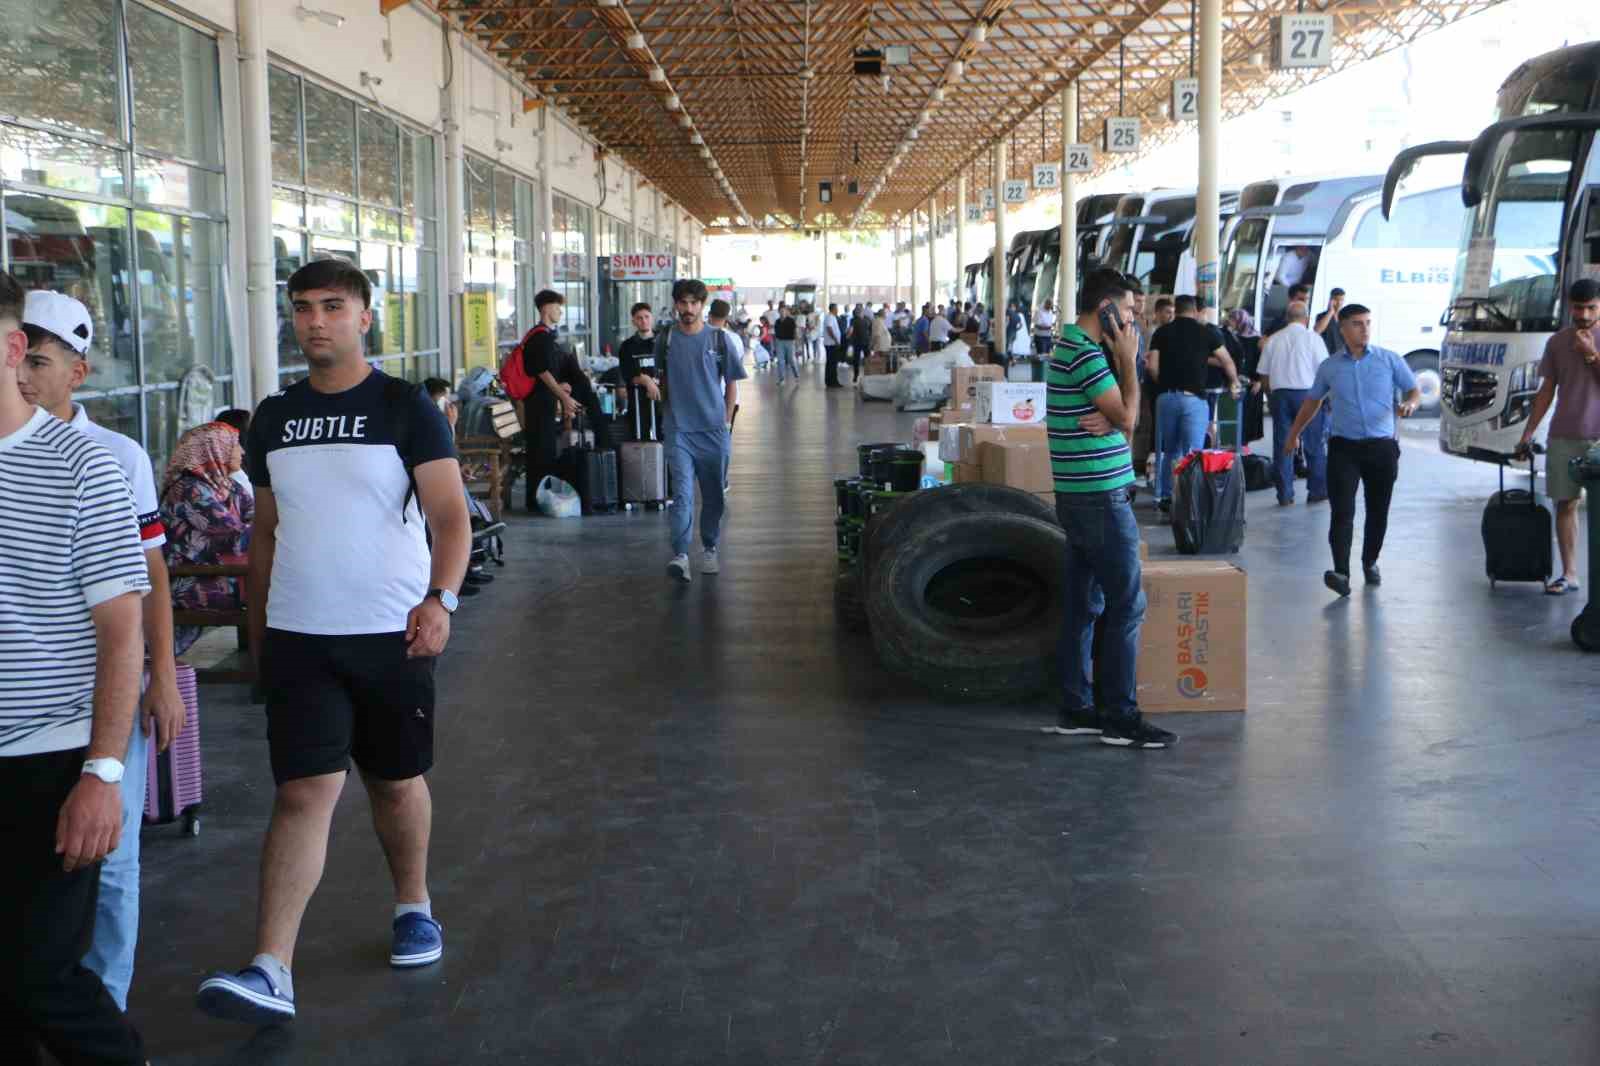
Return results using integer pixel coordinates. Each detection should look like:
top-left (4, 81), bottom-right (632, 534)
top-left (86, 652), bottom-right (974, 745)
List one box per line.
top-left (433, 0), bottom-right (1504, 233)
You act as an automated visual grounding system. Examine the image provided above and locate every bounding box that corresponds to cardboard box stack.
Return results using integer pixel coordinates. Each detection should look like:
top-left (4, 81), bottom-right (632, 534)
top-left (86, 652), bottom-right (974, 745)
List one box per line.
top-left (977, 441), bottom-right (1052, 495)
top-left (1136, 560), bottom-right (1247, 713)
top-left (974, 382), bottom-right (1047, 425)
top-left (950, 365), bottom-right (1003, 422)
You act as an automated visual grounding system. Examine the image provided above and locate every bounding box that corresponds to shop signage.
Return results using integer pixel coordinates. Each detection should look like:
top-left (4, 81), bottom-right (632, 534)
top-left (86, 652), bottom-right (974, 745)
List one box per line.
top-left (609, 253), bottom-right (676, 281)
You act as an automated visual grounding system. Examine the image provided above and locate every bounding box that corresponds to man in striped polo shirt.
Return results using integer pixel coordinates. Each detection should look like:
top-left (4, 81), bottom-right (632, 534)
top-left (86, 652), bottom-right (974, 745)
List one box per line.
top-left (1044, 269), bottom-right (1177, 749)
top-left (0, 270), bottom-right (151, 1062)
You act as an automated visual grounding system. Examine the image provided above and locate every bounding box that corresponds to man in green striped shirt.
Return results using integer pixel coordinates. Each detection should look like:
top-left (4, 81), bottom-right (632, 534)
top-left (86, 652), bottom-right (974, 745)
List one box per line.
top-left (1042, 269), bottom-right (1176, 749)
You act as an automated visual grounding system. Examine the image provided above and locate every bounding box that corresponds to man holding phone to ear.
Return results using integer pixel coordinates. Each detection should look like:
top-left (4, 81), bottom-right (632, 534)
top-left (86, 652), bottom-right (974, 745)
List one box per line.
top-left (1043, 268), bottom-right (1177, 749)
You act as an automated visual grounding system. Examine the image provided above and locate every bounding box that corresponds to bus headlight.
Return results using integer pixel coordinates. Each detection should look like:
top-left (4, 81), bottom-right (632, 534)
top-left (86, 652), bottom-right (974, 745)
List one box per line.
top-left (1495, 360), bottom-right (1542, 429)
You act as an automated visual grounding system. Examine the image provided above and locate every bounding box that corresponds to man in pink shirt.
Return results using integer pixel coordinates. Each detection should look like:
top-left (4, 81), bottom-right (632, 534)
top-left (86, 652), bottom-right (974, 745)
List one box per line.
top-left (1519, 278), bottom-right (1600, 594)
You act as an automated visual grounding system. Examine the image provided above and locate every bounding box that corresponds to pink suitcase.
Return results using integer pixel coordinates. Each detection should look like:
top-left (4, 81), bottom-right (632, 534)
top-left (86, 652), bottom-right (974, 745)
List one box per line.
top-left (143, 662), bottom-right (202, 836)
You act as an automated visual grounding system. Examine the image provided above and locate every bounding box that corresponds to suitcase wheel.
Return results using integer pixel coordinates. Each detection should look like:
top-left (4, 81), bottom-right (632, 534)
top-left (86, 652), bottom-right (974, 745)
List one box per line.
top-left (184, 810), bottom-right (200, 837)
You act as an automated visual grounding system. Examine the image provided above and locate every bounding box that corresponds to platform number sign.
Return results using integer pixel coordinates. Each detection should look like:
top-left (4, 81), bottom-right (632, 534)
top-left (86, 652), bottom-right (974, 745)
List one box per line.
top-left (1032, 163), bottom-right (1059, 191)
top-left (981, 187), bottom-right (996, 211)
top-left (1002, 180), bottom-right (1028, 205)
top-left (966, 203), bottom-right (982, 222)
top-left (1277, 13), bottom-right (1334, 69)
top-left (1103, 116), bottom-right (1141, 154)
top-left (1172, 77), bottom-right (1199, 121)
top-left (1064, 143), bottom-right (1095, 173)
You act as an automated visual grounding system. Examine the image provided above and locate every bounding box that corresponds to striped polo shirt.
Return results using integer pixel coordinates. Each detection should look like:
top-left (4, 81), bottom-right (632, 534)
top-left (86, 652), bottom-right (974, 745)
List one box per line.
top-left (1046, 322), bottom-right (1135, 494)
top-left (0, 407), bottom-right (151, 756)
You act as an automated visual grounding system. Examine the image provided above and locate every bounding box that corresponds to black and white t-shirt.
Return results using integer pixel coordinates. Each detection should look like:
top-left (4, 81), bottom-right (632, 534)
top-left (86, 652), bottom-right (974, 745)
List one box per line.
top-left (0, 407), bottom-right (151, 756)
top-left (246, 370), bottom-right (456, 636)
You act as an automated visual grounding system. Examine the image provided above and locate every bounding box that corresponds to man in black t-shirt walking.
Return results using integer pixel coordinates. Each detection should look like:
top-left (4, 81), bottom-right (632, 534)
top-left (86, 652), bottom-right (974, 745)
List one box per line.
top-left (197, 259), bottom-right (470, 1027)
top-left (1146, 294), bottom-right (1239, 508)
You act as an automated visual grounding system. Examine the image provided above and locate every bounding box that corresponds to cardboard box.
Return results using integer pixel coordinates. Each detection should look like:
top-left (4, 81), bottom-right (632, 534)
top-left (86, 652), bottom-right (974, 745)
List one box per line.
top-left (938, 422), bottom-right (970, 463)
top-left (1136, 560), bottom-right (1246, 713)
top-left (951, 366), bottom-right (1004, 413)
top-left (864, 353), bottom-right (889, 375)
top-left (969, 344), bottom-right (992, 365)
top-left (951, 462), bottom-right (984, 483)
top-left (974, 381), bottom-right (1047, 425)
top-left (978, 441), bottom-right (1053, 493)
top-left (956, 422), bottom-right (1047, 465)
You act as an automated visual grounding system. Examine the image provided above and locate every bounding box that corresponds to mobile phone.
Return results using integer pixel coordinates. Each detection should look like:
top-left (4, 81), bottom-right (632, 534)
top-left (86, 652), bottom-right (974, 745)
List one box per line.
top-left (1098, 302), bottom-right (1124, 336)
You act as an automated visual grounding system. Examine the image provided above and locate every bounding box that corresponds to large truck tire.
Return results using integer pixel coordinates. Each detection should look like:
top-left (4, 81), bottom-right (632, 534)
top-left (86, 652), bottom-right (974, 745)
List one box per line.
top-left (1406, 350), bottom-right (1441, 418)
top-left (867, 511), bottom-right (1066, 702)
top-left (862, 482), bottom-right (1056, 585)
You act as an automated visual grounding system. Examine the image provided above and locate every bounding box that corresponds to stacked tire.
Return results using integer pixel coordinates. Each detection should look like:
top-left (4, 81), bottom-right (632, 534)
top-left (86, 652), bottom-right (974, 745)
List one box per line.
top-left (861, 483), bottom-right (1066, 702)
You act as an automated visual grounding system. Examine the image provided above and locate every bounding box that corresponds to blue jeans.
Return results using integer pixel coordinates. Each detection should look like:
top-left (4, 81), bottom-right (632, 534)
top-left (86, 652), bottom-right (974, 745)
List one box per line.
top-left (775, 340), bottom-right (799, 383)
top-left (668, 429), bottom-right (731, 555)
top-left (1056, 487), bottom-right (1147, 723)
top-left (1155, 391), bottom-right (1209, 502)
top-left (84, 710), bottom-right (148, 1011)
top-left (1269, 389), bottom-right (1328, 502)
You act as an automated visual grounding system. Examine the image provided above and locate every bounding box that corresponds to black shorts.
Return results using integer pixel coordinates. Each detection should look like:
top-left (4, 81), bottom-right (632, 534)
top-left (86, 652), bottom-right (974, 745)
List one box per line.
top-left (262, 629), bottom-right (436, 785)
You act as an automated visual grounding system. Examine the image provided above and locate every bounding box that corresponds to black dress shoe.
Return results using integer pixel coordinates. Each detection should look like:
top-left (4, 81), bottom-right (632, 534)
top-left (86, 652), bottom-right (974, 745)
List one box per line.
top-left (465, 570), bottom-right (495, 586)
top-left (458, 583), bottom-right (482, 597)
top-left (1324, 570), bottom-right (1351, 597)
top-left (1363, 564), bottom-right (1381, 586)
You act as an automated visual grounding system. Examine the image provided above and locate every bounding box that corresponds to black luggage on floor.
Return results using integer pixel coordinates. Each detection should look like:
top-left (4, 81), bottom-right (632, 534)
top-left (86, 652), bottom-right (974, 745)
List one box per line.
top-left (571, 448), bottom-right (620, 515)
top-left (1482, 451), bottom-right (1551, 586)
top-left (1242, 452), bottom-right (1274, 492)
top-left (1172, 452), bottom-right (1246, 554)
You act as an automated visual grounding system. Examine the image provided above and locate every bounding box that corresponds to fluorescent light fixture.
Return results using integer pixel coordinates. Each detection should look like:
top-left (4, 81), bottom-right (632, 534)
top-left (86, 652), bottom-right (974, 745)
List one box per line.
top-left (949, 60), bottom-right (965, 80)
top-left (699, 146), bottom-right (711, 158)
top-left (596, 0), bottom-right (621, 6)
top-left (648, 65), bottom-right (666, 83)
top-left (932, 87), bottom-right (946, 103)
top-left (969, 23), bottom-right (987, 45)
top-left (665, 94), bottom-right (681, 110)
top-left (884, 45), bottom-right (911, 65)
top-left (689, 131), bottom-right (703, 144)
top-left (800, 66), bottom-right (815, 81)
top-left (677, 113), bottom-right (692, 127)
top-left (294, 4), bottom-right (345, 27)
top-left (626, 31), bottom-right (646, 49)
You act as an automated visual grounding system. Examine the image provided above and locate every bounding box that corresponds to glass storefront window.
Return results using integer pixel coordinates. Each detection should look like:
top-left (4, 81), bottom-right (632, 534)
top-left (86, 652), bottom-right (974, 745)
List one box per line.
top-left (0, 125), bottom-right (125, 199)
top-left (127, 3), bottom-right (224, 168)
top-left (302, 82), bottom-right (355, 195)
top-left (0, 0), bottom-right (123, 142)
top-left (133, 211), bottom-right (230, 386)
top-left (270, 65), bottom-right (439, 384)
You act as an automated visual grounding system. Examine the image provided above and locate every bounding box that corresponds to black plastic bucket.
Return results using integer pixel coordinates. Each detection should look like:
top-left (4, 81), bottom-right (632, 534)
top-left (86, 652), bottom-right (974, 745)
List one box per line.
top-left (888, 448), bottom-right (924, 492)
top-left (858, 442), bottom-right (901, 480)
top-left (834, 477), bottom-right (859, 517)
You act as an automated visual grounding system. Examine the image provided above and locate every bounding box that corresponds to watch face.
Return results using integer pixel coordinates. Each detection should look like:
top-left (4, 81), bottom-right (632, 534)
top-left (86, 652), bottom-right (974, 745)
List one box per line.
top-left (440, 589), bottom-right (459, 613)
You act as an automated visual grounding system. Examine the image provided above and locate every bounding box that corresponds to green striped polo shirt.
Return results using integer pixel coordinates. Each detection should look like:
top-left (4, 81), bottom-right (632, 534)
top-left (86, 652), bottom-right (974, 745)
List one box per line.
top-left (1046, 322), bottom-right (1134, 494)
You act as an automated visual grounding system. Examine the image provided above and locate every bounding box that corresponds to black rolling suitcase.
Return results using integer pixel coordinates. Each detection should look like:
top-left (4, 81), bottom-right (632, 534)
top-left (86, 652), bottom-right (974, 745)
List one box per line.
top-left (572, 447), bottom-right (620, 515)
top-left (1482, 449), bottom-right (1552, 587)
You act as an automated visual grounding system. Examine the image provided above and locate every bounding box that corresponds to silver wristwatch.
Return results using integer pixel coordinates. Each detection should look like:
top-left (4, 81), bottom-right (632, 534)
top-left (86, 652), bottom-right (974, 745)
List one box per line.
top-left (82, 757), bottom-right (125, 784)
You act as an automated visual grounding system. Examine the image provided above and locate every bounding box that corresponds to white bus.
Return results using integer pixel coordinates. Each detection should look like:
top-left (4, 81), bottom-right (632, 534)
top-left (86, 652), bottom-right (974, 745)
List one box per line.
top-left (1383, 41), bottom-right (1600, 460)
top-left (1216, 173), bottom-right (1458, 415)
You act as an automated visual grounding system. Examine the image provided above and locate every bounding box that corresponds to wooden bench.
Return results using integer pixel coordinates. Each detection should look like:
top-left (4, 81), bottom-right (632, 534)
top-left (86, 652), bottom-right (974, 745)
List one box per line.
top-left (168, 563), bottom-right (254, 685)
top-left (459, 399), bottom-right (525, 517)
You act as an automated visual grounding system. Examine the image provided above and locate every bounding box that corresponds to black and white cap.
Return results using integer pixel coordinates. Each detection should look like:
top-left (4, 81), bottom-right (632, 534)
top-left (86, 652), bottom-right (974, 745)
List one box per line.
top-left (23, 290), bottom-right (94, 355)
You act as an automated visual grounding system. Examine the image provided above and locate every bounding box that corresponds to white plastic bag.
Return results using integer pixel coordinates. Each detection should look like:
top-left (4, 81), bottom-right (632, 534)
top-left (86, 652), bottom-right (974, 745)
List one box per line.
top-left (836, 362), bottom-right (853, 388)
top-left (535, 476), bottom-right (581, 518)
top-left (893, 343), bottom-right (975, 411)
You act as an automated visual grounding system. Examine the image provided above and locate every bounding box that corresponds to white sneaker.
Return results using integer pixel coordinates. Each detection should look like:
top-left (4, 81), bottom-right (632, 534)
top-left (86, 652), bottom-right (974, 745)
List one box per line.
top-left (668, 554), bottom-right (691, 582)
top-left (700, 549), bottom-right (720, 575)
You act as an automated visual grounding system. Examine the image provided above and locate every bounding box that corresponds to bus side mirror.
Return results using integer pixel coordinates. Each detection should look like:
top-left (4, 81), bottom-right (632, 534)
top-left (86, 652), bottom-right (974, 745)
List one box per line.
top-left (1382, 140), bottom-right (1470, 219)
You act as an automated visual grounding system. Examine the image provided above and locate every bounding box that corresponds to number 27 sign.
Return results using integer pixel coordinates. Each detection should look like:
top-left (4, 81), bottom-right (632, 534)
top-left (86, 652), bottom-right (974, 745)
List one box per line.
top-left (1277, 13), bottom-right (1333, 69)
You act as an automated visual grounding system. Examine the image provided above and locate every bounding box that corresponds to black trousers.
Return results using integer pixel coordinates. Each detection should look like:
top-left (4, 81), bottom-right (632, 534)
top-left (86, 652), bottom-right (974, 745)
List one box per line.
top-left (823, 345), bottom-right (842, 387)
top-left (1326, 436), bottom-right (1400, 574)
top-left (524, 379), bottom-right (616, 509)
top-left (0, 748), bottom-right (145, 1066)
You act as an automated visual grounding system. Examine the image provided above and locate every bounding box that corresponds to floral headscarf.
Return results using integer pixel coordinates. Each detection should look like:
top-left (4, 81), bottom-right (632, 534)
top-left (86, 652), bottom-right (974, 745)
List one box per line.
top-left (1226, 308), bottom-right (1259, 338)
top-left (162, 422), bottom-right (238, 502)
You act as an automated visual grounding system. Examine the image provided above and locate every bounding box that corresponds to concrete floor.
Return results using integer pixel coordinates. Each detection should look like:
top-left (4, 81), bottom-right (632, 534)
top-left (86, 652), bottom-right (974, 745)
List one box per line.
top-left (128, 358), bottom-right (1600, 1066)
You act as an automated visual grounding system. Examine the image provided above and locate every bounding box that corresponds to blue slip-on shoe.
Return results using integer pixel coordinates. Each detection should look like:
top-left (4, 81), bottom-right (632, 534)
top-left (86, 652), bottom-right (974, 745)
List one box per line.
top-left (196, 966), bottom-right (296, 1025)
top-left (391, 912), bottom-right (444, 968)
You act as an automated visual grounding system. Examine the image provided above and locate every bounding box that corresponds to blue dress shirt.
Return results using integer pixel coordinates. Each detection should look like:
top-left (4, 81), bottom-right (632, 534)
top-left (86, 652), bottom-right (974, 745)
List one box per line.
top-left (1309, 345), bottom-right (1417, 440)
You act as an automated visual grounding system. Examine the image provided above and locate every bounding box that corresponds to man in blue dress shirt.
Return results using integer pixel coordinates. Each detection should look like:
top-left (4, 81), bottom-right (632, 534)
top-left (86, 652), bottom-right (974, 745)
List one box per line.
top-left (1283, 304), bottom-right (1421, 597)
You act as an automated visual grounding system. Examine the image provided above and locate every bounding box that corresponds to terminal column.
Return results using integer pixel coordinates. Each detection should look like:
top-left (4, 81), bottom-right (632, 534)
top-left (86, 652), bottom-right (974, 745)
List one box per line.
top-left (956, 176), bottom-right (967, 305)
top-left (1058, 81), bottom-right (1078, 319)
top-left (927, 195), bottom-right (937, 308)
top-left (1196, 0), bottom-right (1222, 320)
top-left (992, 141), bottom-right (1007, 340)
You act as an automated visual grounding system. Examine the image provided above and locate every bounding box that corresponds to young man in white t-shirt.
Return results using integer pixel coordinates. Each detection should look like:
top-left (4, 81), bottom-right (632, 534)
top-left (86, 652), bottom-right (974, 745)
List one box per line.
top-left (196, 258), bottom-right (470, 1026)
top-left (0, 271), bottom-right (151, 1062)
top-left (14, 290), bottom-right (185, 1013)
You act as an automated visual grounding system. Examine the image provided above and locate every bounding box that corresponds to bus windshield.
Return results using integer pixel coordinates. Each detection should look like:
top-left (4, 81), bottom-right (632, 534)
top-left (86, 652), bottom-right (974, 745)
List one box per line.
top-left (1449, 134), bottom-right (1576, 331)
top-left (1033, 245), bottom-right (1059, 313)
top-left (1219, 218), bottom-right (1267, 315)
top-left (1132, 197), bottom-right (1198, 294)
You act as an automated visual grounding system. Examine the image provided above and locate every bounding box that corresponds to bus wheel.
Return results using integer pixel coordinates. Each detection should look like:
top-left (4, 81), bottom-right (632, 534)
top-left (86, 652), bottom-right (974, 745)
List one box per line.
top-left (1407, 352), bottom-right (1442, 418)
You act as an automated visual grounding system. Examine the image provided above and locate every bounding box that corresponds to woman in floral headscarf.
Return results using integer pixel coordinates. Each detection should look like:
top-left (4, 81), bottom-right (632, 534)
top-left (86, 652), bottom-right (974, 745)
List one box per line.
top-left (1221, 308), bottom-right (1266, 445)
top-left (160, 422), bottom-right (253, 655)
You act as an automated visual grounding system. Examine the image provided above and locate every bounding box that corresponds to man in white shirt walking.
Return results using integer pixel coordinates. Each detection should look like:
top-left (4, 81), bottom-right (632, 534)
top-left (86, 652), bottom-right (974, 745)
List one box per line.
top-left (15, 290), bottom-right (186, 1014)
top-left (928, 308), bottom-right (953, 351)
top-left (1257, 301), bottom-right (1330, 505)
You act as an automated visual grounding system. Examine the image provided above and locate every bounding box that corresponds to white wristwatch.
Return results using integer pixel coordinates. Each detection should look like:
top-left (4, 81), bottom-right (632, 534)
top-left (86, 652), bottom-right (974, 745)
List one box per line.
top-left (82, 757), bottom-right (125, 784)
